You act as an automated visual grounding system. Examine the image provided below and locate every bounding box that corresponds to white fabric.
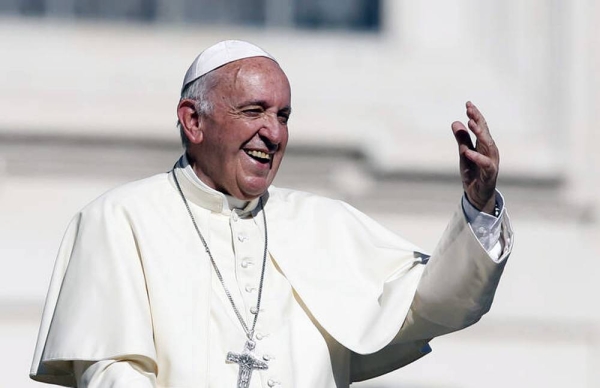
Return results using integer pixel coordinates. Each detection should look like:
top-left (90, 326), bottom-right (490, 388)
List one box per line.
top-left (74, 360), bottom-right (156, 388)
top-left (181, 40), bottom-right (276, 92)
top-left (30, 156), bottom-right (513, 387)
top-left (461, 192), bottom-right (506, 260)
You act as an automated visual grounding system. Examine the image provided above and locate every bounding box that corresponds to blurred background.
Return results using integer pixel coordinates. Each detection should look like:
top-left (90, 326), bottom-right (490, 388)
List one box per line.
top-left (1, 0), bottom-right (599, 387)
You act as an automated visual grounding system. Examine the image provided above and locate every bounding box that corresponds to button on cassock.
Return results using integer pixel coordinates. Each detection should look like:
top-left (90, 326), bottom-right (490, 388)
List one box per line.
top-left (255, 332), bottom-right (267, 340)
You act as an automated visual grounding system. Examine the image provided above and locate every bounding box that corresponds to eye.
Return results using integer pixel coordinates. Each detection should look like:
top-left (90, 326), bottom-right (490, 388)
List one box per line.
top-left (278, 113), bottom-right (290, 125)
top-left (242, 107), bottom-right (264, 117)
top-left (278, 109), bottom-right (291, 125)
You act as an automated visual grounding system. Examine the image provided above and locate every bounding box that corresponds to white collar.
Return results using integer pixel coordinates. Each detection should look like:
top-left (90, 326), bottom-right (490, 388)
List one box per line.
top-left (171, 154), bottom-right (261, 216)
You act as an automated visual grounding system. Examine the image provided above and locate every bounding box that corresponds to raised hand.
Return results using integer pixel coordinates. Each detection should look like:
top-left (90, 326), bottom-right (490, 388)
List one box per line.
top-left (451, 101), bottom-right (499, 215)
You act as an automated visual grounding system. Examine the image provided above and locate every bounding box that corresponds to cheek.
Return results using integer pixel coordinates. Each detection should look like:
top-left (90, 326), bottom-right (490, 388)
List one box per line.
top-left (282, 130), bottom-right (290, 148)
top-left (208, 128), bottom-right (246, 160)
top-left (277, 130), bottom-right (289, 156)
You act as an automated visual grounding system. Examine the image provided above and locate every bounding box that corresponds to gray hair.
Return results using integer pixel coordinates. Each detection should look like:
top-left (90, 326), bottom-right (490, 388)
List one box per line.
top-left (177, 71), bottom-right (219, 148)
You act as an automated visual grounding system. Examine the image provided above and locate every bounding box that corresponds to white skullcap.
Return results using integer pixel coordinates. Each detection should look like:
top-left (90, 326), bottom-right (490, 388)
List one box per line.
top-left (181, 40), bottom-right (277, 93)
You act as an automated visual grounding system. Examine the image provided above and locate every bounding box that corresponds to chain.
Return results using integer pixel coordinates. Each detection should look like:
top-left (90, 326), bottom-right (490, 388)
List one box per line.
top-left (172, 167), bottom-right (268, 341)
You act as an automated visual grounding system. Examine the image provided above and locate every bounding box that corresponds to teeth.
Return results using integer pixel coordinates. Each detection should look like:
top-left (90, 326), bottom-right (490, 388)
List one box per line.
top-left (246, 150), bottom-right (271, 160)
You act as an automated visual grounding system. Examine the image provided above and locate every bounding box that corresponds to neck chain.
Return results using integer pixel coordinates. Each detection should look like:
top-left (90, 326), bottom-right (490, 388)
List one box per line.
top-left (172, 168), bottom-right (271, 388)
top-left (172, 168), bottom-right (269, 342)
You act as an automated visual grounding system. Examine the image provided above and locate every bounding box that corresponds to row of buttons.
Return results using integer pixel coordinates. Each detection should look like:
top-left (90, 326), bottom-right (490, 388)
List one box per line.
top-left (229, 210), bottom-right (278, 386)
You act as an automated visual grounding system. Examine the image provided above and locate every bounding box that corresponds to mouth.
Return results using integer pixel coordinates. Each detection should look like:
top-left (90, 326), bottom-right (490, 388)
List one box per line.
top-left (244, 149), bottom-right (272, 164)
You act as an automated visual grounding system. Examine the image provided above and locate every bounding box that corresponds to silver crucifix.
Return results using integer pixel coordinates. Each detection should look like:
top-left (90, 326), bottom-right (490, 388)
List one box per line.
top-left (226, 340), bottom-right (268, 388)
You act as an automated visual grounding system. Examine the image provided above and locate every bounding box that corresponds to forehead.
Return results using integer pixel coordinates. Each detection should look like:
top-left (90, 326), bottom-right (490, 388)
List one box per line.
top-left (212, 57), bottom-right (291, 103)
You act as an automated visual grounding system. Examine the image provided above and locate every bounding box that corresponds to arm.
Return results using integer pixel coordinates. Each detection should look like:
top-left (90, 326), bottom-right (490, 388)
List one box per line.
top-left (396, 205), bottom-right (512, 342)
top-left (398, 101), bottom-right (512, 339)
top-left (350, 204), bottom-right (513, 381)
top-left (350, 102), bottom-right (514, 381)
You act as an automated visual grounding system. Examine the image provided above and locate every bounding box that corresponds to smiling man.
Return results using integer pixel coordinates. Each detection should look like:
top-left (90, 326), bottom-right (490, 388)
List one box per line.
top-left (178, 54), bottom-right (291, 200)
top-left (31, 40), bottom-right (513, 388)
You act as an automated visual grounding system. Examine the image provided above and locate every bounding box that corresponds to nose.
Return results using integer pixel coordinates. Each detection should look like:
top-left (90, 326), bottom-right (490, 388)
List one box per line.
top-left (258, 112), bottom-right (287, 150)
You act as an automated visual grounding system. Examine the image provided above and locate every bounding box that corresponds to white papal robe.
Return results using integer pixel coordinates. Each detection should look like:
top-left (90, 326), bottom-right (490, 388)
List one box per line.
top-left (30, 156), bottom-right (513, 387)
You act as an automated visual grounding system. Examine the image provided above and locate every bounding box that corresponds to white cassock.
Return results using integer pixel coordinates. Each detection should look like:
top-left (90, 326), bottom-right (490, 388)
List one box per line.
top-left (30, 155), bottom-right (513, 387)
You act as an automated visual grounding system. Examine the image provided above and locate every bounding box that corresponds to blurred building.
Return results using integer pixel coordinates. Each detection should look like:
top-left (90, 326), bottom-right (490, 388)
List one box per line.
top-left (0, 0), bottom-right (599, 387)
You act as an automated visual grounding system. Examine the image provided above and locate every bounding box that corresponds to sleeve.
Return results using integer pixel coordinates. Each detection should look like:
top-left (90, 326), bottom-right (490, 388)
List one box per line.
top-left (73, 360), bottom-right (156, 388)
top-left (30, 199), bottom-right (158, 387)
top-left (350, 203), bottom-right (514, 382)
top-left (403, 203), bottom-right (513, 333)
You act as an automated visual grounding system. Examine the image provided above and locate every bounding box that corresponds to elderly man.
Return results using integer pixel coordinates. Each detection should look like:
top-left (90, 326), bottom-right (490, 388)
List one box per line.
top-left (31, 40), bottom-right (513, 388)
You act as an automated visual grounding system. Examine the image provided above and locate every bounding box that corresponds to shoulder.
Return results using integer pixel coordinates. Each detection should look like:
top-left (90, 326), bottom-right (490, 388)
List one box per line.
top-left (265, 185), bottom-right (421, 251)
top-left (267, 186), bottom-right (348, 209)
top-left (80, 173), bottom-right (171, 218)
top-left (265, 186), bottom-right (368, 222)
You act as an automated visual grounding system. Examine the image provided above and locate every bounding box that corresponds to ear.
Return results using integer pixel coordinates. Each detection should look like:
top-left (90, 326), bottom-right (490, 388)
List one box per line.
top-left (177, 99), bottom-right (204, 144)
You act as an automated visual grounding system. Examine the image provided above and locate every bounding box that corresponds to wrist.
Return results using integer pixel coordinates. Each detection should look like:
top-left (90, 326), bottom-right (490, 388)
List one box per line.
top-left (466, 192), bottom-right (497, 215)
top-left (480, 195), bottom-right (497, 215)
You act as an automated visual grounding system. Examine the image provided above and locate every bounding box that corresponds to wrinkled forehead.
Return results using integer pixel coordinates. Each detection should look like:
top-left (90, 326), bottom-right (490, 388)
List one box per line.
top-left (181, 40), bottom-right (277, 93)
top-left (218, 56), bottom-right (287, 84)
top-left (210, 57), bottom-right (291, 104)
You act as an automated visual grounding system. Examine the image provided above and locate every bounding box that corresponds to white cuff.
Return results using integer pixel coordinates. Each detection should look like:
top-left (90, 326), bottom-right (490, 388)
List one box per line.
top-left (461, 191), bottom-right (506, 262)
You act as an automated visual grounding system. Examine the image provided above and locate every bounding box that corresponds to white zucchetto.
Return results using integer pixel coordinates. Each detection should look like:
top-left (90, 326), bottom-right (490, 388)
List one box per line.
top-left (181, 40), bottom-right (276, 93)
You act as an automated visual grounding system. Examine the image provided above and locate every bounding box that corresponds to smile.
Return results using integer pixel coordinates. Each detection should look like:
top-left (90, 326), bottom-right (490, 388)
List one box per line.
top-left (245, 150), bottom-right (272, 163)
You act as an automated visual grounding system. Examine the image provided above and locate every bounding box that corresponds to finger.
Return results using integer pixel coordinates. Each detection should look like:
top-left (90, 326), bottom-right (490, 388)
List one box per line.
top-left (466, 105), bottom-right (491, 140)
top-left (465, 102), bottom-right (498, 158)
top-left (468, 118), bottom-right (494, 150)
top-left (464, 148), bottom-right (496, 172)
top-left (466, 101), bottom-right (490, 134)
top-left (451, 120), bottom-right (475, 152)
top-left (466, 101), bottom-right (489, 134)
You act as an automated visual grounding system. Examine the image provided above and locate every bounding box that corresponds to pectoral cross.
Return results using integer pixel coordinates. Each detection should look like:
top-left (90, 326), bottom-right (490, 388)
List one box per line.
top-left (226, 340), bottom-right (268, 388)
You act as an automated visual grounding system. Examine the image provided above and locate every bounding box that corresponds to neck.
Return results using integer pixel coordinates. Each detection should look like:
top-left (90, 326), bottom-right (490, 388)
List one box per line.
top-left (181, 153), bottom-right (251, 211)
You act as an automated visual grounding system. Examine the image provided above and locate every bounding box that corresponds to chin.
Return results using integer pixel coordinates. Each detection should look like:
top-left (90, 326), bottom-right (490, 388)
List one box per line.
top-left (237, 181), bottom-right (271, 200)
top-left (233, 169), bottom-right (278, 199)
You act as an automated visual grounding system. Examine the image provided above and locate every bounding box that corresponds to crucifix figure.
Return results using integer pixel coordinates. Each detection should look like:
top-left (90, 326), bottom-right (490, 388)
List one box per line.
top-left (226, 340), bottom-right (269, 388)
